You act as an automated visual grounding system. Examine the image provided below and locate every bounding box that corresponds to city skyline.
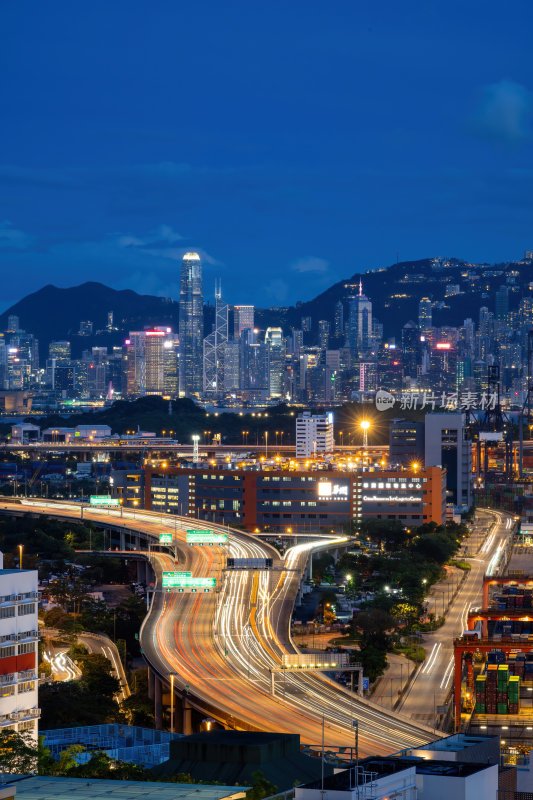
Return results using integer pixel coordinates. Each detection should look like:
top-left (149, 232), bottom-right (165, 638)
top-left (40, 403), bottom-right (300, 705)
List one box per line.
top-left (1, 2), bottom-right (532, 311)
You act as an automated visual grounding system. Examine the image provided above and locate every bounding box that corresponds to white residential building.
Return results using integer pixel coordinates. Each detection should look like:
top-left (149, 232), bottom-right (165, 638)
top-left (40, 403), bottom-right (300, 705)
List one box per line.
top-left (0, 559), bottom-right (40, 744)
top-left (296, 412), bottom-right (334, 458)
top-left (295, 755), bottom-right (498, 800)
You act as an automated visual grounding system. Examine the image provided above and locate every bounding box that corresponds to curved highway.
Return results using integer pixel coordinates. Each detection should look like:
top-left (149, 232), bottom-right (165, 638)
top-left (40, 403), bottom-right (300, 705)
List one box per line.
top-left (2, 498), bottom-right (439, 755)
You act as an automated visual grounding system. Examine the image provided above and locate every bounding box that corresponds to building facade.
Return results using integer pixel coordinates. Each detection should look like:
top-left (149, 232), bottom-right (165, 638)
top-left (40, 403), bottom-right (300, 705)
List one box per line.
top-left (142, 464), bottom-right (446, 531)
top-left (296, 412), bottom-right (334, 458)
top-left (425, 413), bottom-right (472, 509)
top-left (0, 564), bottom-right (40, 744)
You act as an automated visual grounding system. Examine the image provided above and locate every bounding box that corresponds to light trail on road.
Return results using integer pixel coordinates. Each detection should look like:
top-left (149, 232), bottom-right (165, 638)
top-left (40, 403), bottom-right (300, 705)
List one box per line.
top-left (2, 498), bottom-right (440, 755)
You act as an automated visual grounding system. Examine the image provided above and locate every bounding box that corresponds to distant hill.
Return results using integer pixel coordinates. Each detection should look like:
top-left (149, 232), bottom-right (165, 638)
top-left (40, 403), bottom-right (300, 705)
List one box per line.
top-left (4, 256), bottom-right (533, 356)
top-left (281, 255), bottom-right (533, 338)
top-left (0, 282), bottom-right (177, 358)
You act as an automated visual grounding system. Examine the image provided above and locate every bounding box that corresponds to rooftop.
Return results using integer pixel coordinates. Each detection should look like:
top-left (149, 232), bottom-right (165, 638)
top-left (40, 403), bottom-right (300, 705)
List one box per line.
top-left (6, 776), bottom-right (248, 800)
top-left (415, 733), bottom-right (498, 753)
top-left (302, 756), bottom-right (494, 791)
top-left (0, 569), bottom-right (35, 576)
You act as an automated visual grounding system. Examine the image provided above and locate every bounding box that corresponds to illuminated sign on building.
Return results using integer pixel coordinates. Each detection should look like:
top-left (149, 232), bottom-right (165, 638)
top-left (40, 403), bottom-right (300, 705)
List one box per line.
top-left (362, 495), bottom-right (421, 503)
top-left (317, 482), bottom-right (349, 499)
top-left (159, 533), bottom-right (173, 544)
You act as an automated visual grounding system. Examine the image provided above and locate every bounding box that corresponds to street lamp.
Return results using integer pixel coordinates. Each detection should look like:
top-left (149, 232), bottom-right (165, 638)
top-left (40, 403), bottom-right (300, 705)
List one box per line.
top-left (360, 420), bottom-right (370, 448)
top-left (170, 673), bottom-right (177, 734)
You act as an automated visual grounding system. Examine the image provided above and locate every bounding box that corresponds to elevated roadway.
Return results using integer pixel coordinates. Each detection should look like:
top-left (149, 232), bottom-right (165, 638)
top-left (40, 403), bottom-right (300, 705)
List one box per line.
top-left (397, 509), bottom-right (515, 727)
top-left (1, 498), bottom-right (438, 755)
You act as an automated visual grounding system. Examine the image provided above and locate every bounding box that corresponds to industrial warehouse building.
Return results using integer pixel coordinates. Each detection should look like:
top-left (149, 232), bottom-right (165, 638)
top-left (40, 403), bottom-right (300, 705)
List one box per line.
top-left (133, 464), bottom-right (446, 531)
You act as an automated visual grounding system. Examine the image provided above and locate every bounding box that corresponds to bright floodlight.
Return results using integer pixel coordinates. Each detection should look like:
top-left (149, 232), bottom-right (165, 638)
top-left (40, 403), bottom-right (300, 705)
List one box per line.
top-left (360, 419), bottom-right (370, 448)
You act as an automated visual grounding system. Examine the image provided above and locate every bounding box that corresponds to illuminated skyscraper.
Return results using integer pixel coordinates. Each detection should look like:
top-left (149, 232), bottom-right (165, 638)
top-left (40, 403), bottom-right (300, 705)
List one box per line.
top-left (179, 252), bottom-right (204, 396)
top-left (123, 328), bottom-right (179, 397)
top-left (265, 327), bottom-right (285, 398)
top-left (233, 305), bottom-right (254, 339)
top-left (49, 340), bottom-right (71, 366)
top-left (318, 320), bottom-right (330, 350)
top-left (347, 280), bottom-right (372, 355)
top-left (418, 297), bottom-right (432, 338)
top-left (203, 281), bottom-right (228, 394)
top-left (334, 301), bottom-right (344, 338)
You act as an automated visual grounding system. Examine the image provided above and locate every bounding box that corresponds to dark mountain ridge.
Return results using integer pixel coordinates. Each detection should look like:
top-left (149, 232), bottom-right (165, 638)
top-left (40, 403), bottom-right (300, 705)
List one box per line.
top-left (3, 255), bottom-right (533, 356)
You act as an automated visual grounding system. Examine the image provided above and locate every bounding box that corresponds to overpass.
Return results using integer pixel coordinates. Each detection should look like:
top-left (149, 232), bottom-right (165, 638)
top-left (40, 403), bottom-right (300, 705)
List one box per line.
top-left (0, 442), bottom-right (388, 457)
top-left (0, 498), bottom-right (439, 755)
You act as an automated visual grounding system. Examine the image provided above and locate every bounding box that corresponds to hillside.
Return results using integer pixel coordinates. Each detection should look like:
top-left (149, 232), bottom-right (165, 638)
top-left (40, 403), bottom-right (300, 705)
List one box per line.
top-left (0, 282), bottom-right (177, 357)
top-left (283, 256), bottom-right (533, 338)
top-left (3, 256), bottom-right (533, 355)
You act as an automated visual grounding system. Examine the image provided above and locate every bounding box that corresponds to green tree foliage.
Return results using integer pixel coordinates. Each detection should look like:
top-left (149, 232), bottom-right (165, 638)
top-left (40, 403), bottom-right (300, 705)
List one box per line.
top-left (39, 654), bottom-right (121, 729)
top-left (311, 552), bottom-right (334, 583)
top-left (78, 653), bottom-right (120, 698)
top-left (0, 729), bottom-right (37, 773)
top-left (246, 771), bottom-right (279, 800)
top-left (121, 668), bottom-right (154, 727)
top-left (34, 396), bottom-right (298, 445)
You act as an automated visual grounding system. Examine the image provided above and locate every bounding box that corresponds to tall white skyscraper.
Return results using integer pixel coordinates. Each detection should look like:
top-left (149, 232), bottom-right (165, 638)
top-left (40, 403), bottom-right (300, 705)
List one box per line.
top-left (348, 280), bottom-right (372, 354)
top-left (179, 252), bottom-right (204, 396)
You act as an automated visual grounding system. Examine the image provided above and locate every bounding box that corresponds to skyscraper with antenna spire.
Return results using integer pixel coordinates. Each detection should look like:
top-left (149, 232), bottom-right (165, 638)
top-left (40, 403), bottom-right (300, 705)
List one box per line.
top-left (179, 252), bottom-right (204, 396)
top-left (347, 278), bottom-right (373, 355)
top-left (203, 279), bottom-right (228, 394)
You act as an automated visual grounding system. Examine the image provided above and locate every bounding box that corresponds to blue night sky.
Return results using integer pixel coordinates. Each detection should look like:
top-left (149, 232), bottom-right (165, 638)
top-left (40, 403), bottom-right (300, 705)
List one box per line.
top-left (1, 1), bottom-right (532, 311)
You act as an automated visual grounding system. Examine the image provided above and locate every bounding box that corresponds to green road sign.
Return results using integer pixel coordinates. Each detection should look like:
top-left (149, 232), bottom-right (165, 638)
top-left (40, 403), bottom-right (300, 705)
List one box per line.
top-left (90, 495), bottom-right (120, 506)
top-left (186, 531), bottom-right (227, 545)
top-left (159, 533), bottom-right (173, 544)
top-left (162, 572), bottom-right (215, 589)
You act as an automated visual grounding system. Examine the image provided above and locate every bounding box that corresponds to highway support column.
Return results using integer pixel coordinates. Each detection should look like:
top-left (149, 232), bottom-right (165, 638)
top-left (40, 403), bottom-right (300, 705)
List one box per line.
top-left (183, 696), bottom-right (192, 735)
top-left (154, 676), bottom-right (163, 730)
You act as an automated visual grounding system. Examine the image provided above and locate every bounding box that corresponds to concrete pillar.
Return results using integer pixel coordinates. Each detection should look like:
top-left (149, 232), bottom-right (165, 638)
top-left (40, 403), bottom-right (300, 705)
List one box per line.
top-left (308, 552), bottom-right (313, 581)
top-left (120, 530), bottom-right (126, 550)
top-left (154, 677), bottom-right (163, 730)
top-left (148, 668), bottom-right (155, 700)
top-left (183, 697), bottom-right (192, 735)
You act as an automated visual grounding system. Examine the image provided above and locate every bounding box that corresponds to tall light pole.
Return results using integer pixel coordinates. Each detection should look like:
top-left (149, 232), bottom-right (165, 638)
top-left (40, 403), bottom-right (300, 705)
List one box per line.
top-left (360, 420), bottom-right (370, 449)
top-left (265, 431), bottom-right (268, 459)
top-left (170, 673), bottom-right (176, 733)
top-left (192, 434), bottom-right (200, 464)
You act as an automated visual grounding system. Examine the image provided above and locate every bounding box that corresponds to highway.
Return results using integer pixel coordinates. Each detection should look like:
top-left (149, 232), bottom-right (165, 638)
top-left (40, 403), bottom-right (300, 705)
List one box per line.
top-left (397, 508), bottom-right (514, 726)
top-left (2, 498), bottom-right (440, 755)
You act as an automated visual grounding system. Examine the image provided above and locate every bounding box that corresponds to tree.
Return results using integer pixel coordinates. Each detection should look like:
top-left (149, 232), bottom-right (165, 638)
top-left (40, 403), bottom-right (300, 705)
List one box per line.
top-left (0, 729), bottom-right (37, 773)
top-left (359, 519), bottom-right (406, 550)
top-left (358, 642), bottom-right (388, 682)
top-left (246, 771), bottom-right (279, 800)
top-left (79, 654), bottom-right (120, 698)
